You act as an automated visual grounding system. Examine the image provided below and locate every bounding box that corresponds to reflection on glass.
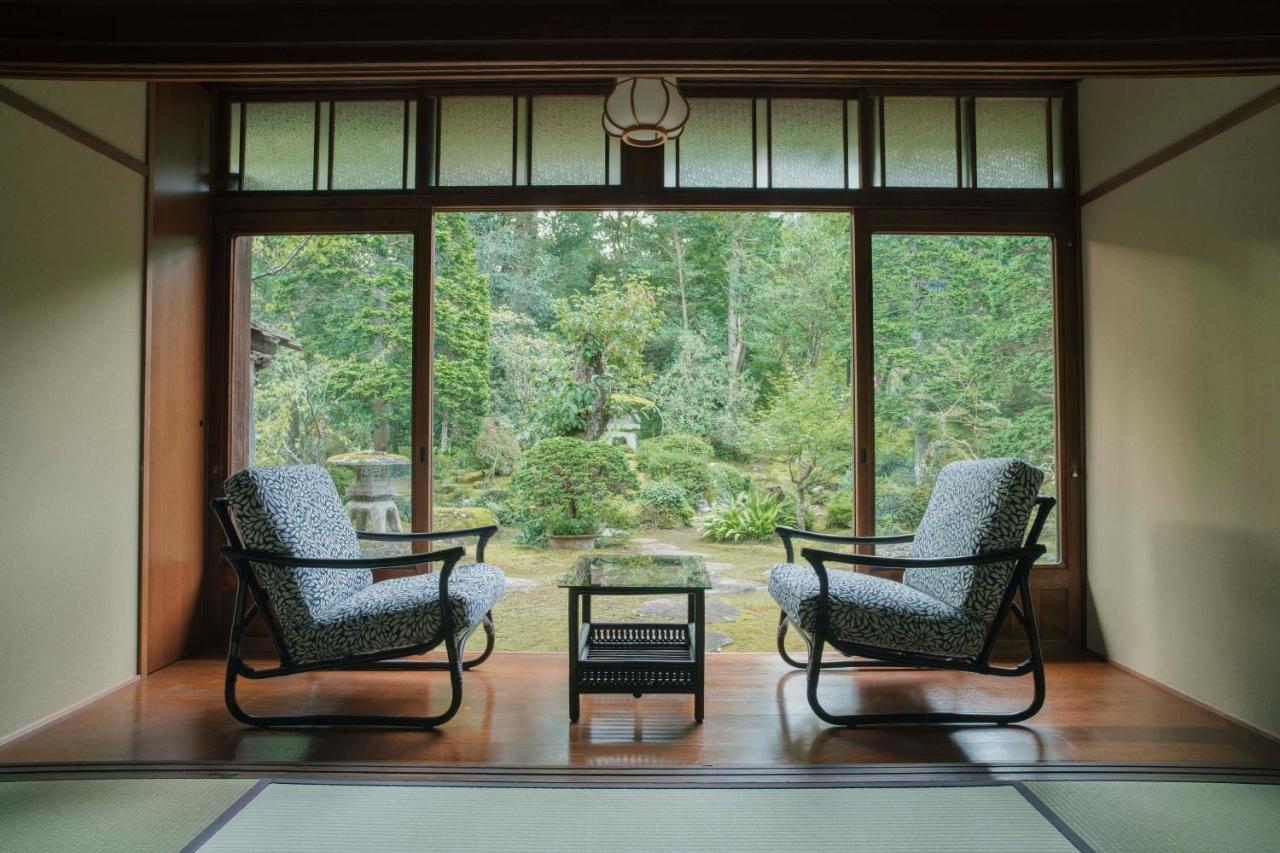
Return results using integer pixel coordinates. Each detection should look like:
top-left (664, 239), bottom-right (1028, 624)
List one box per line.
top-left (439, 97), bottom-right (514, 186)
top-left (532, 96), bottom-right (606, 185)
top-left (331, 101), bottom-right (406, 190)
top-left (675, 98), bottom-right (754, 188)
top-left (975, 98), bottom-right (1049, 188)
top-left (242, 102), bottom-right (315, 191)
top-left (770, 99), bottom-right (845, 189)
top-left (882, 97), bottom-right (957, 187)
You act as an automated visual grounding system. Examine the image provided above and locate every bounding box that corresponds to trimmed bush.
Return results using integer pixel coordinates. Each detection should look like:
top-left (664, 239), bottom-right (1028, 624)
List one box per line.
top-left (637, 480), bottom-right (693, 528)
top-left (510, 437), bottom-right (637, 542)
top-left (823, 490), bottom-right (853, 531)
top-left (636, 434), bottom-right (714, 499)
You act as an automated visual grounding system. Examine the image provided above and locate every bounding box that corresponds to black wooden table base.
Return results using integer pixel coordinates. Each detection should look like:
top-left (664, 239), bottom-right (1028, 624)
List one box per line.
top-left (568, 588), bottom-right (706, 723)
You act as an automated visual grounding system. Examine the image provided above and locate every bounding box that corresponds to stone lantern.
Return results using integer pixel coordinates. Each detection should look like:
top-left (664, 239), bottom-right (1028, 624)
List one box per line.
top-left (325, 451), bottom-right (411, 533)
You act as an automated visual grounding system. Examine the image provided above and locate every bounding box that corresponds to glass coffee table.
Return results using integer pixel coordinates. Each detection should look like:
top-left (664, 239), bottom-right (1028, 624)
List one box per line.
top-left (558, 554), bottom-right (711, 723)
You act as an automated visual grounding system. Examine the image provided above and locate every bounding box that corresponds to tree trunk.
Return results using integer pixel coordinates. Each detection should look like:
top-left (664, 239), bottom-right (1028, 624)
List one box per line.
top-left (725, 215), bottom-right (748, 375)
top-left (670, 220), bottom-right (689, 331)
top-left (575, 352), bottom-right (609, 440)
top-left (439, 413), bottom-right (450, 455)
top-left (372, 399), bottom-right (391, 453)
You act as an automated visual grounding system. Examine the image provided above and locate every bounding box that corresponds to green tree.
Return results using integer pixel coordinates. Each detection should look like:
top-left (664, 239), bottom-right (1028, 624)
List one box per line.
top-left (553, 274), bottom-right (659, 439)
top-left (510, 437), bottom-right (639, 531)
top-left (433, 213), bottom-right (491, 453)
top-left (751, 369), bottom-right (852, 531)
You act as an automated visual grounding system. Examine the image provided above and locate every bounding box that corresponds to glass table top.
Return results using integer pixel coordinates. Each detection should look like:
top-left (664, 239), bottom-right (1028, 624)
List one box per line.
top-left (558, 554), bottom-right (711, 590)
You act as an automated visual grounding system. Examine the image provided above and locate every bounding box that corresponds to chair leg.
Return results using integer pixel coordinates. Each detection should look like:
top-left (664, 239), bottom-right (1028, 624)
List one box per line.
top-left (461, 610), bottom-right (496, 670)
top-left (224, 623), bottom-right (468, 729)
top-left (804, 594), bottom-right (1047, 728)
top-left (777, 610), bottom-right (873, 670)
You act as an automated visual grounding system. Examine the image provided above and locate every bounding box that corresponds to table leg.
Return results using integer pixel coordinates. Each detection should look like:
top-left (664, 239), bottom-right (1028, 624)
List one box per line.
top-left (694, 590), bottom-right (705, 723)
top-left (568, 590), bottom-right (580, 723)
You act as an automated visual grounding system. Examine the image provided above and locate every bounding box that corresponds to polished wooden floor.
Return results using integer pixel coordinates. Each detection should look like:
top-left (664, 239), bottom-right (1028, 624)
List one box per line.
top-left (3, 654), bottom-right (1278, 768)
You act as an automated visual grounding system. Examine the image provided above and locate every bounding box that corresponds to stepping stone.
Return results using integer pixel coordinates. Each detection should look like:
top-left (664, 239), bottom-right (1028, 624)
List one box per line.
top-left (631, 537), bottom-right (659, 544)
top-left (503, 577), bottom-right (539, 592)
top-left (705, 630), bottom-right (734, 652)
top-left (634, 597), bottom-right (740, 623)
top-left (705, 561), bottom-right (733, 573)
top-left (711, 576), bottom-right (763, 595)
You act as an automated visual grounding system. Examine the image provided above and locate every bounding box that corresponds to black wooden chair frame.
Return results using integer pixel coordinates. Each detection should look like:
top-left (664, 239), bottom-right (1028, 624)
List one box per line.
top-left (774, 495), bottom-right (1055, 727)
top-left (212, 497), bottom-right (499, 729)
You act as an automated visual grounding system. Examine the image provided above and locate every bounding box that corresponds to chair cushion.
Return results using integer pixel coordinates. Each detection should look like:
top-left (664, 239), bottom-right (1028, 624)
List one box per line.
top-left (769, 562), bottom-right (986, 657)
top-left (904, 458), bottom-right (1043, 625)
top-left (299, 563), bottom-right (506, 663)
top-left (224, 465), bottom-right (370, 650)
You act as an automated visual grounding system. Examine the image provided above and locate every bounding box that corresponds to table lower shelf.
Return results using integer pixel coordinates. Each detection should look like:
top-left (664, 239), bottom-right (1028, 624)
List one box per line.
top-left (574, 621), bottom-right (698, 694)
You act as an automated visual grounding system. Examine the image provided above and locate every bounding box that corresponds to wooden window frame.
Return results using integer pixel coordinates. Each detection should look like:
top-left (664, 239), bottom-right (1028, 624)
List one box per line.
top-left (205, 81), bottom-right (1085, 654)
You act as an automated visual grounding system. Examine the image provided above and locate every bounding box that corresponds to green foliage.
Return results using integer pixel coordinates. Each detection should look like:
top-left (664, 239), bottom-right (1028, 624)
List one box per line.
top-left (597, 498), bottom-right (640, 531)
top-left (636, 480), bottom-right (694, 529)
top-left (635, 434), bottom-right (716, 500)
top-left (510, 438), bottom-right (638, 541)
top-left (707, 463), bottom-right (753, 502)
top-left (473, 417), bottom-right (521, 481)
top-left (433, 213), bottom-right (491, 451)
top-left (250, 233), bottom-right (413, 463)
top-left (750, 369), bottom-right (852, 531)
top-left (552, 274), bottom-right (659, 439)
top-left (545, 511), bottom-right (600, 537)
top-left (823, 490), bottom-right (853, 531)
top-left (703, 491), bottom-right (794, 543)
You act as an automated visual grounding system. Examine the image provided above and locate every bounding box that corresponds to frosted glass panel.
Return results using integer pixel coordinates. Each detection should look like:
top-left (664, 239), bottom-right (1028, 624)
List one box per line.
top-left (975, 98), bottom-right (1049, 188)
top-left (676, 98), bottom-right (753, 188)
top-left (242, 102), bottom-right (315, 191)
top-left (439, 97), bottom-right (514, 186)
top-left (532, 96), bottom-right (606, 185)
top-left (882, 97), bottom-right (957, 188)
top-left (332, 101), bottom-right (406, 190)
top-left (770, 99), bottom-right (845, 188)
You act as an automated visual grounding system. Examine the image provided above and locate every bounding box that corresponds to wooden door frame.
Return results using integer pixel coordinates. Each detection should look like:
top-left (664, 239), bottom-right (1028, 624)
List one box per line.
top-left (205, 202), bottom-right (1086, 655)
top-left (850, 207), bottom-right (1084, 651)
top-left (206, 207), bottom-right (433, 651)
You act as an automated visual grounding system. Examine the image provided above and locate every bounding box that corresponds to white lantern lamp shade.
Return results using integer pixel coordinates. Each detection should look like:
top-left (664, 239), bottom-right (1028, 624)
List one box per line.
top-left (603, 77), bottom-right (689, 148)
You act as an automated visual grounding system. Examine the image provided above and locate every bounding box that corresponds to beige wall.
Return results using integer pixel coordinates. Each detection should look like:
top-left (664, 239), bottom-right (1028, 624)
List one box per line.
top-left (1080, 77), bottom-right (1280, 737)
top-left (0, 81), bottom-right (147, 740)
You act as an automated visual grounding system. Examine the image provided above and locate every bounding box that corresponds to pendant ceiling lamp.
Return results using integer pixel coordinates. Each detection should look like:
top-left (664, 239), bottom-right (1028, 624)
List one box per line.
top-left (603, 77), bottom-right (690, 148)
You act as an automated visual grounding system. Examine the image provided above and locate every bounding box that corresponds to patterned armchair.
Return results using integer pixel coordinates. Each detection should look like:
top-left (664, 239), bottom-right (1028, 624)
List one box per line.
top-left (768, 458), bottom-right (1054, 727)
top-left (212, 465), bottom-right (506, 729)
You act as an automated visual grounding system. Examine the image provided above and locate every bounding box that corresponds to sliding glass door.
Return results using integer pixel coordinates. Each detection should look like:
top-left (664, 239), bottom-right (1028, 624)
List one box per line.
top-left (853, 211), bottom-right (1081, 649)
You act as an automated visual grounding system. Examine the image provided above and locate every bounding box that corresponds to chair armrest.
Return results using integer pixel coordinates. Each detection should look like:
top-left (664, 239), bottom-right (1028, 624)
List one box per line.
top-left (799, 544), bottom-right (1044, 572)
top-left (774, 525), bottom-right (914, 562)
top-left (357, 525), bottom-right (498, 562)
top-left (221, 545), bottom-right (466, 572)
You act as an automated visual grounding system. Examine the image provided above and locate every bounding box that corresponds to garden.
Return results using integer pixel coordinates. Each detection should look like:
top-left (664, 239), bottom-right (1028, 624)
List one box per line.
top-left (248, 212), bottom-right (1056, 652)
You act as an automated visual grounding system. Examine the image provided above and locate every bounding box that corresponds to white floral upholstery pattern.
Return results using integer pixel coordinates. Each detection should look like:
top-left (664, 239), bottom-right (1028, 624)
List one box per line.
top-left (768, 563), bottom-right (986, 656)
top-left (308, 563), bottom-right (505, 663)
top-left (903, 458), bottom-right (1043, 624)
top-left (768, 458), bottom-right (1043, 658)
top-left (224, 465), bottom-right (505, 664)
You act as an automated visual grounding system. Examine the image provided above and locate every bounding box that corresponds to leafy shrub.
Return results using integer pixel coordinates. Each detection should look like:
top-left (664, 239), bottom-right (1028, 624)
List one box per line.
top-left (597, 498), bottom-right (639, 531)
top-left (473, 417), bottom-right (522, 480)
top-left (636, 434), bottom-right (714, 499)
top-left (545, 511), bottom-right (600, 536)
top-left (643, 433), bottom-right (714, 460)
top-left (510, 438), bottom-right (637, 537)
top-left (703, 491), bottom-right (795, 542)
top-left (707, 463), bottom-right (752, 502)
top-left (823, 490), bottom-right (853, 531)
top-left (636, 480), bottom-right (693, 528)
